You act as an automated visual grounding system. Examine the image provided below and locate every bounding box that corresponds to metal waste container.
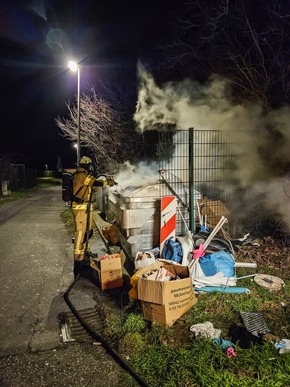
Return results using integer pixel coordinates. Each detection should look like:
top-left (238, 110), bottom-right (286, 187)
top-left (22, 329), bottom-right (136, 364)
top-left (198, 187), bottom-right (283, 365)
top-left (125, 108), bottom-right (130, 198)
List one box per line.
top-left (106, 184), bottom-right (163, 258)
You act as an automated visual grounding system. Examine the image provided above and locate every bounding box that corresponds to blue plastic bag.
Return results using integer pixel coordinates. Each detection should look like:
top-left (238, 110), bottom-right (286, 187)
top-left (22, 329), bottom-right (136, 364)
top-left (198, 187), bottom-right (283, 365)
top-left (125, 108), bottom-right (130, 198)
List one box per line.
top-left (199, 251), bottom-right (235, 277)
top-left (162, 238), bottom-right (183, 264)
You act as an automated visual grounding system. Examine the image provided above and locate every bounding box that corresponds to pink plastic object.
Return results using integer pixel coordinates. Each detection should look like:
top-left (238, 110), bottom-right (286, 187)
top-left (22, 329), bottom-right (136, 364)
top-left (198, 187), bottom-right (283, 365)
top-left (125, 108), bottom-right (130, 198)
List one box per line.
top-left (193, 244), bottom-right (205, 259)
top-left (227, 347), bottom-right (236, 358)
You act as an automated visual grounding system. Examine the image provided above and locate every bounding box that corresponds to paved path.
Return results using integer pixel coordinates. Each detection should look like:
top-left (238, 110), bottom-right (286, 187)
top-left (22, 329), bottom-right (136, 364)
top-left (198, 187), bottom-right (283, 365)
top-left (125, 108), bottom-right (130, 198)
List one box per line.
top-left (0, 186), bottom-right (74, 356)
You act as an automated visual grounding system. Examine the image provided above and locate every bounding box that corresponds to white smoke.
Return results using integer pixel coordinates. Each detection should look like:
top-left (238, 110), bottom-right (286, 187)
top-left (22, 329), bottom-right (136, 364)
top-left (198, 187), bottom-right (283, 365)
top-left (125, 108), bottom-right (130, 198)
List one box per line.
top-left (132, 63), bottom-right (290, 233)
top-left (134, 63), bottom-right (263, 132)
top-left (114, 161), bottom-right (159, 192)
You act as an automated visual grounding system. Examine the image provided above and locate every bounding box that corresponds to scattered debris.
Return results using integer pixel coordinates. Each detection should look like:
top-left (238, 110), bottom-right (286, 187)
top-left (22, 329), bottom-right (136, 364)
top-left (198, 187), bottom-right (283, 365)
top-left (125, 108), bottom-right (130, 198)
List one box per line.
top-left (275, 339), bottom-right (290, 354)
top-left (253, 273), bottom-right (285, 291)
top-left (190, 321), bottom-right (221, 339)
top-left (240, 312), bottom-right (271, 337)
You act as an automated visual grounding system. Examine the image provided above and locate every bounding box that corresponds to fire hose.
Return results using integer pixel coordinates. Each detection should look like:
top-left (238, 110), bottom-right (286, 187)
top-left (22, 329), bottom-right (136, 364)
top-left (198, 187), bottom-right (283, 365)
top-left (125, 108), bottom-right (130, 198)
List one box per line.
top-left (64, 275), bottom-right (149, 387)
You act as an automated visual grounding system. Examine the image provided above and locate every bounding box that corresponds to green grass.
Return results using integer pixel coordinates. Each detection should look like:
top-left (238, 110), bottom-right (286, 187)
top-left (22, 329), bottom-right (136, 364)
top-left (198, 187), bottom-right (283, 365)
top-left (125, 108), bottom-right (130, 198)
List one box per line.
top-left (120, 318), bottom-right (290, 387)
top-left (59, 208), bottom-right (74, 232)
top-left (0, 177), bottom-right (61, 205)
top-left (36, 176), bottom-right (62, 188)
top-left (0, 190), bottom-right (28, 204)
top-left (117, 276), bottom-right (290, 387)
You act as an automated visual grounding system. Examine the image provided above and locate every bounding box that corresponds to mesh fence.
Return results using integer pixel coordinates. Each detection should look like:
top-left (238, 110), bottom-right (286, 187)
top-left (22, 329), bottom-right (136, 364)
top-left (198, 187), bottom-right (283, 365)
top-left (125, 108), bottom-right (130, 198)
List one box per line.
top-left (9, 164), bottom-right (37, 191)
top-left (158, 129), bottom-right (247, 236)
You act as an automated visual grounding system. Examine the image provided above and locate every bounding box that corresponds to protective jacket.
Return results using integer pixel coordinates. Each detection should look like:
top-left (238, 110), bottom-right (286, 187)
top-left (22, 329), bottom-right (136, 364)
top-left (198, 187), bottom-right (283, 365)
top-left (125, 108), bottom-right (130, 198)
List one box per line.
top-left (72, 166), bottom-right (108, 261)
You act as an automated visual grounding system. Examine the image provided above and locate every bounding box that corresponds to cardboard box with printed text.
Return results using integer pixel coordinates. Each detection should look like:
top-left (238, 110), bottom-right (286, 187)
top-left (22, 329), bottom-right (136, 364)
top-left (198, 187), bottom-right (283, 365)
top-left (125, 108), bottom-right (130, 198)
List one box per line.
top-left (136, 261), bottom-right (197, 326)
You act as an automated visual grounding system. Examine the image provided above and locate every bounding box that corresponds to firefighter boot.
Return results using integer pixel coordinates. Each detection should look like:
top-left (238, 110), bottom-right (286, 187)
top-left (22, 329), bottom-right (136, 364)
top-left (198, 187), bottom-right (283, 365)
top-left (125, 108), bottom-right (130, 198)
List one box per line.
top-left (73, 260), bottom-right (83, 279)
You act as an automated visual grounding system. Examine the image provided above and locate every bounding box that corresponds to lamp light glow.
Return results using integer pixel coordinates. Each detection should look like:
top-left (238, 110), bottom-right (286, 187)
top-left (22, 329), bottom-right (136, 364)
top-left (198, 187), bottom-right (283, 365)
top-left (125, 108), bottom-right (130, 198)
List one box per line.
top-left (68, 60), bottom-right (78, 72)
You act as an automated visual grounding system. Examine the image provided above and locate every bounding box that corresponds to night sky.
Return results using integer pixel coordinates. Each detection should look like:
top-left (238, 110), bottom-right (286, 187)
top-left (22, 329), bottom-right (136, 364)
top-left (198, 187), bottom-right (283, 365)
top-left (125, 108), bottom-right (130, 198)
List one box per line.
top-left (0, 0), bottom-right (176, 170)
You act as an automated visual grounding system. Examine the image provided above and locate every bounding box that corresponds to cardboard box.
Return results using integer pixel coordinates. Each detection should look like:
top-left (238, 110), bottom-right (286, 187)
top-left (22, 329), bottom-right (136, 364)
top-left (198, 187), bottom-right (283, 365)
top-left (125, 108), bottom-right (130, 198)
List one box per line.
top-left (136, 262), bottom-right (197, 326)
top-left (199, 199), bottom-right (230, 227)
top-left (100, 254), bottom-right (123, 291)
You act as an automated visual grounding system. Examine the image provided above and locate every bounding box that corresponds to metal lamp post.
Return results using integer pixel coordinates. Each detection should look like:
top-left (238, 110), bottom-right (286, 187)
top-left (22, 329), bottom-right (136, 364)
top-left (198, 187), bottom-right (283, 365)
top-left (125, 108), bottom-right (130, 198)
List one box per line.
top-left (68, 60), bottom-right (81, 166)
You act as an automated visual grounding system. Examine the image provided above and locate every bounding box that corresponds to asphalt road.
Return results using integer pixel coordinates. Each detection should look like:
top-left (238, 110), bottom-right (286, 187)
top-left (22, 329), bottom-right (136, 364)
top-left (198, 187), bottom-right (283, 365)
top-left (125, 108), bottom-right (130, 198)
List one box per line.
top-left (0, 186), bottom-right (74, 356)
top-left (0, 186), bottom-right (127, 387)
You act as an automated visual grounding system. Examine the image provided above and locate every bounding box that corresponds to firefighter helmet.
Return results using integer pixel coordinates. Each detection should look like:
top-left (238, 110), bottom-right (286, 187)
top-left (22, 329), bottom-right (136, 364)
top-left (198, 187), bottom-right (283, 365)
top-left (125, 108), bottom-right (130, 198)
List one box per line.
top-left (79, 156), bottom-right (92, 165)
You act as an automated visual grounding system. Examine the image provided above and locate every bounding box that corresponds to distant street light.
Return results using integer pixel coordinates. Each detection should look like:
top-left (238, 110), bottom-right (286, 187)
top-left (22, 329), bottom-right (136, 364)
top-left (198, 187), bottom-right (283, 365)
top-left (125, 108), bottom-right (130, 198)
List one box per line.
top-left (73, 143), bottom-right (78, 166)
top-left (68, 60), bottom-right (80, 166)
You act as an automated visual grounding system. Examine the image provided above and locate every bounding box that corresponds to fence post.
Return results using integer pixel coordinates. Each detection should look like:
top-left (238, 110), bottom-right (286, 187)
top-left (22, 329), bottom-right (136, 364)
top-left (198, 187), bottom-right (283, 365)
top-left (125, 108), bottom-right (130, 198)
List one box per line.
top-left (189, 127), bottom-right (195, 232)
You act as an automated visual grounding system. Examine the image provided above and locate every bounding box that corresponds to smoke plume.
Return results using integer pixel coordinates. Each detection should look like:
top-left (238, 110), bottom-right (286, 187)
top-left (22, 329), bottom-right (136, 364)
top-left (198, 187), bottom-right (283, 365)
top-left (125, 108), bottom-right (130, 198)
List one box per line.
top-left (131, 63), bottom-right (290, 233)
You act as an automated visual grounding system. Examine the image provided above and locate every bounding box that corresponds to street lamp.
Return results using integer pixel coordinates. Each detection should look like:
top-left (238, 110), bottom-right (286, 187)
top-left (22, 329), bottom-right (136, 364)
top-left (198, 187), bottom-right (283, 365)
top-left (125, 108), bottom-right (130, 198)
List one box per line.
top-left (68, 60), bottom-right (80, 166)
top-left (73, 143), bottom-right (78, 159)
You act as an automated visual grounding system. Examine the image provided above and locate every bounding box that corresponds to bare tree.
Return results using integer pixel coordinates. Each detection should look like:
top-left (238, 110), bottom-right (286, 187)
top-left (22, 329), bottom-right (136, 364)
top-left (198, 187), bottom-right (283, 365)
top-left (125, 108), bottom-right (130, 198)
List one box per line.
top-left (55, 86), bottom-right (137, 169)
top-left (164, 0), bottom-right (290, 108)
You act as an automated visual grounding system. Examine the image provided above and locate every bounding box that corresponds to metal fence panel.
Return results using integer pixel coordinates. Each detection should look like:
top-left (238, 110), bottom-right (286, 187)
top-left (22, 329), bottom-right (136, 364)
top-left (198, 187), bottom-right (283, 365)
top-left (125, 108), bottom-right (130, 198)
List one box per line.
top-left (9, 164), bottom-right (37, 192)
top-left (158, 129), bottom-right (240, 235)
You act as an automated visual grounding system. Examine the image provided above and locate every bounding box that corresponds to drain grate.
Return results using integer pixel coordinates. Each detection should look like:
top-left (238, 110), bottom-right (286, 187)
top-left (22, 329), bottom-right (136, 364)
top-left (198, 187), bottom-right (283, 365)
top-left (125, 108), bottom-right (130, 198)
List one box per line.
top-left (59, 307), bottom-right (104, 343)
top-left (240, 312), bottom-right (271, 336)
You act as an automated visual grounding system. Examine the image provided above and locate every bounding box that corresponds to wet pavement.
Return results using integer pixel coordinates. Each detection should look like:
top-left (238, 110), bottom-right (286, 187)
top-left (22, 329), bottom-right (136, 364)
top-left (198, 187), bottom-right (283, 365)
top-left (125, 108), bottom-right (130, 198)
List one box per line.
top-left (0, 187), bottom-right (74, 355)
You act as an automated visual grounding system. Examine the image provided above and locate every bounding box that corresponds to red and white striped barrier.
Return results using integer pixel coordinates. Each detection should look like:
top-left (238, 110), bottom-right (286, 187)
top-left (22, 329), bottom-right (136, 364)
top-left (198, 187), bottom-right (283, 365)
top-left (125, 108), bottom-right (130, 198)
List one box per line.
top-left (160, 196), bottom-right (176, 253)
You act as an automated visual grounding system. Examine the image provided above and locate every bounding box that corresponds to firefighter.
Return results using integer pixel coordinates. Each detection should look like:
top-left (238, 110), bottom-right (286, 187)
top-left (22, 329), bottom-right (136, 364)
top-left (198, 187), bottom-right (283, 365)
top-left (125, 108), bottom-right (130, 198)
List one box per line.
top-left (71, 156), bottom-right (116, 278)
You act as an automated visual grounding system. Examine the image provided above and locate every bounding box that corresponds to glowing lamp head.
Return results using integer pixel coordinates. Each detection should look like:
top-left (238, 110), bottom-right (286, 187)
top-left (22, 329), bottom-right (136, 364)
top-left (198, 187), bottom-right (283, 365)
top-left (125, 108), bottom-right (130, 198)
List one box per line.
top-left (68, 60), bottom-right (78, 72)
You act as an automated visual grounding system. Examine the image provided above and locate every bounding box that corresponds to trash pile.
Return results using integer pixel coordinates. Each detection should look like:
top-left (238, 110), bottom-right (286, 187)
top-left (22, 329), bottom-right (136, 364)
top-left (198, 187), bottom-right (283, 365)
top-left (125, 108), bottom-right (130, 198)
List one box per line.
top-left (96, 191), bottom-right (288, 355)
top-left (130, 197), bottom-right (286, 294)
top-left (122, 197), bottom-right (287, 352)
top-left (130, 209), bottom-right (265, 297)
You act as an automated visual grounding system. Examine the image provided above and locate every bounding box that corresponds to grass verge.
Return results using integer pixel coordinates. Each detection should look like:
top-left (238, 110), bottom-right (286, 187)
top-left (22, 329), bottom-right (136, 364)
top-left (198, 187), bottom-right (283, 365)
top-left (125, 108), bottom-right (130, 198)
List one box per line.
top-left (117, 281), bottom-right (290, 387)
top-left (60, 208), bottom-right (74, 232)
top-left (0, 177), bottom-right (61, 205)
top-left (106, 254), bottom-right (290, 386)
top-left (0, 190), bottom-right (28, 205)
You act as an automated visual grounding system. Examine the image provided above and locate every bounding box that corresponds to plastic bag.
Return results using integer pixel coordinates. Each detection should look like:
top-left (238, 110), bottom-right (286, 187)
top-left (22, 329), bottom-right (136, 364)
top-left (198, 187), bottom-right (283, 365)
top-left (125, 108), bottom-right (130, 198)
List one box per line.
top-left (162, 238), bottom-right (183, 264)
top-left (134, 251), bottom-right (155, 271)
top-left (199, 251), bottom-right (235, 277)
top-left (128, 273), bottom-right (139, 299)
